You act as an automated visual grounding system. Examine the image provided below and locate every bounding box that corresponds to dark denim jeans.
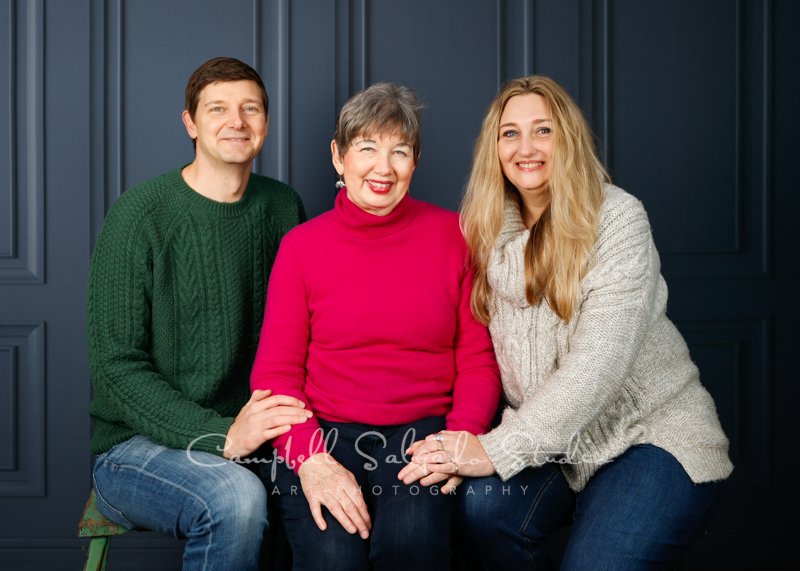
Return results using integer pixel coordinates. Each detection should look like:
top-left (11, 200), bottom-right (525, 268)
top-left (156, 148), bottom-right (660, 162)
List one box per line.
top-left (262, 416), bottom-right (453, 571)
top-left (93, 435), bottom-right (268, 571)
top-left (456, 444), bottom-right (722, 570)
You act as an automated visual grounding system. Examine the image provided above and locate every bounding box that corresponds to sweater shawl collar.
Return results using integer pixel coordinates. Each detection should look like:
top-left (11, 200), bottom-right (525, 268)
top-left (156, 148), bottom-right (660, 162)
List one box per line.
top-left (487, 196), bottom-right (532, 308)
top-left (332, 187), bottom-right (417, 239)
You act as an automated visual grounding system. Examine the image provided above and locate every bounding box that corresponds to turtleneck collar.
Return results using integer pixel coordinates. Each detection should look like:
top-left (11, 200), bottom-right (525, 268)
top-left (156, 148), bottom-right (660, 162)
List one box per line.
top-left (332, 187), bottom-right (418, 239)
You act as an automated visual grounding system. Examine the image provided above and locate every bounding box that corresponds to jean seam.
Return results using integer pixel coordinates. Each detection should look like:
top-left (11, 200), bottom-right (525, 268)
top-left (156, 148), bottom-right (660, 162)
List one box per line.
top-left (518, 468), bottom-right (560, 536)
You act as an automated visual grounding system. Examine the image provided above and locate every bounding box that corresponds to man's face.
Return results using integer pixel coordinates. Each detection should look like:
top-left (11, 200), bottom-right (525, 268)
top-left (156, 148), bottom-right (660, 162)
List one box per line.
top-left (182, 80), bottom-right (268, 168)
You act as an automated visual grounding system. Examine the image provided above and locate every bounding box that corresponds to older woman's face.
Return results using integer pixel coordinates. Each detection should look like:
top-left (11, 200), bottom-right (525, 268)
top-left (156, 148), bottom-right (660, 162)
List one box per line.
top-left (331, 132), bottom-right (416, 216)
top-left (497, 94), bottom-right (553, 202)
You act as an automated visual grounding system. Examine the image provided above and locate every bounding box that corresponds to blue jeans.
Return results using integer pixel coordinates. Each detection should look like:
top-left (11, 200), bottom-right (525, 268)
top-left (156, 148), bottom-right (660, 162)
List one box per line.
top-left (456, 444), bottom-right (722, 570)
top-left (92, 435), bottom-right (268, 571)
top-left (262, 416), bottom-right (453, 571)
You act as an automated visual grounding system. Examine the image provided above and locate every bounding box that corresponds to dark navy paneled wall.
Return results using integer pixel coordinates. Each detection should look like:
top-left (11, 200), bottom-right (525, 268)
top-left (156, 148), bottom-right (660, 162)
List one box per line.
top-left (1, 0), bottom-right (798, 568)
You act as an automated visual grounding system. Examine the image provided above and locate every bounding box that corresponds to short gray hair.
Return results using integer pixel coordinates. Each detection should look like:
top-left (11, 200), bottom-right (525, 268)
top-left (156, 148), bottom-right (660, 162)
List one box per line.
top-left (334, 82), bottom-right (423, 162)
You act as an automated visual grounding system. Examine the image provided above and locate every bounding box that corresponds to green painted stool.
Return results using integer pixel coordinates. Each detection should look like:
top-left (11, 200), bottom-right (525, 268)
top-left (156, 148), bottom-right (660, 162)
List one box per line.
top-left (78, 490), bottom-right (129, 571)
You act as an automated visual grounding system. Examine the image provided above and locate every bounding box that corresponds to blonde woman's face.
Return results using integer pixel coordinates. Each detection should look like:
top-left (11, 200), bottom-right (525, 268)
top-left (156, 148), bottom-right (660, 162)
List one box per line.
top-left (497, 93), bottom-right (553, 204)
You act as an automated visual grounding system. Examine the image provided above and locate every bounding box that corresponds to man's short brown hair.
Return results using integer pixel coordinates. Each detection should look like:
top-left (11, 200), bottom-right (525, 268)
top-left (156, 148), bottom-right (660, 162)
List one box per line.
top-left (184, 57), bottom-right (268, 119)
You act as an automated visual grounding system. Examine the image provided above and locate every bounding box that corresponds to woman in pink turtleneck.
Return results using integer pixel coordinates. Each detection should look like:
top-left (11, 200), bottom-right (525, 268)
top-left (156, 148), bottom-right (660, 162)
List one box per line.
top-left (250, 83), bottom-right (500, 571)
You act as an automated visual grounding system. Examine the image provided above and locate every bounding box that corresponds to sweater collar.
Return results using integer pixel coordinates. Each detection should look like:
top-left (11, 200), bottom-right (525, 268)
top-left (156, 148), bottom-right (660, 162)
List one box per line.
top-left (499, 194), bottom-right (529, 242)
top-left (170, 167), bottom-right (256, 218)
top-left (332, 187), bottom-right (417, 238)
top-left (487, 196), bottom-right (531, 308)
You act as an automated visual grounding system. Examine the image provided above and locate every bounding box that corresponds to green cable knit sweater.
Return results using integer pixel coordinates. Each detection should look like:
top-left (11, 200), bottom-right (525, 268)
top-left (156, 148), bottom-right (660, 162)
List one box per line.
top-left (88, 168), bottom-right (305, 456)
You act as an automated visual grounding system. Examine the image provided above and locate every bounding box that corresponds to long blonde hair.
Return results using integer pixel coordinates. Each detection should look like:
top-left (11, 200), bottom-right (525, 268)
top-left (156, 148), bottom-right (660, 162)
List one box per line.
top-left (460, 76), bottom-right (609, 323)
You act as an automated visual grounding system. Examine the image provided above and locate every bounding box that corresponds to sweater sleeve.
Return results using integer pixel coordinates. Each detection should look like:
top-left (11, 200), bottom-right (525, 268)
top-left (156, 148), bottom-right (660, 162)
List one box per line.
top-left (250, 236), bottom-right (325, 472)
top-left (88, 206), bottom-right (234, 456)
top-left (479, 193), bottom-right (660, 480)
top-left (446, 260), bottom-right (502, 435)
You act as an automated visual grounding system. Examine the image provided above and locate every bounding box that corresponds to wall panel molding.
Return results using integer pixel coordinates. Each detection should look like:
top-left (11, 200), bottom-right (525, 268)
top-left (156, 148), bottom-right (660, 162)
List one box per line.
top-left (594, 0), bottom-right (610, 163)
top-left (0, 0), bottom-right (44, 283)
top-left (497, 0), bottom-right (535, 85)
top-left (335, 0), bottom-right (368, 112)
top-left (89, 0), bottom-right (123, 249)
top-left (1, 0), bottom-right (14, 259)
top-left (0, 322), bottom-right (45, 497)
top-left (758, 0), bottom-right (773, 276)
top-left (256, 0), bottom-right (290, 181)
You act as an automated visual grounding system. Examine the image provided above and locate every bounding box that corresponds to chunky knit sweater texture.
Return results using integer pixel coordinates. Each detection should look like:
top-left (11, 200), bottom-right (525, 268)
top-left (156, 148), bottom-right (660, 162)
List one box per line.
top-left (478, 185), bottom-right (733, 491)
top-left (251, 189), bottom-right (501, 470)
top-left (88, 168), bottom-right (305, 456)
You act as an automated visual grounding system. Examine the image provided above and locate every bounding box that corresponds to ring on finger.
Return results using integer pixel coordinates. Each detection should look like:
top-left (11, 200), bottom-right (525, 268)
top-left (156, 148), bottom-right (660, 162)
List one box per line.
top-left (446, 452), bottom-right (460, 474)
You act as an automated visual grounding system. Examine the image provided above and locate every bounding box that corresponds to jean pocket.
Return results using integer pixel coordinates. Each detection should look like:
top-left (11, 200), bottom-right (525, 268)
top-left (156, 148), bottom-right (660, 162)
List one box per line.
top-left (92, 439), bottom-right (143, 530)
top-left (91, 470), bottom-right (137, 530)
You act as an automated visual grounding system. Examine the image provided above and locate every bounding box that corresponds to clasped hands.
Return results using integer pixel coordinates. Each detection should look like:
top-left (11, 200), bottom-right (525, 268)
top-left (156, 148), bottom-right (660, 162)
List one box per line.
top-left (397, 430), bottom-right (495, 489)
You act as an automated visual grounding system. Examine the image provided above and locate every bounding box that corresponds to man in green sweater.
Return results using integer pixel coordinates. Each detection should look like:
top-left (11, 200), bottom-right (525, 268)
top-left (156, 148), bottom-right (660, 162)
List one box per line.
top-left (88, 57), bottom-right (310, 570)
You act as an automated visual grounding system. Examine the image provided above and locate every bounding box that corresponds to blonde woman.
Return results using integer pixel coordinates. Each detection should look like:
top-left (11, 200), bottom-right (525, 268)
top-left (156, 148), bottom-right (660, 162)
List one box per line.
top-left (399, 76), bottom-right (733, 569)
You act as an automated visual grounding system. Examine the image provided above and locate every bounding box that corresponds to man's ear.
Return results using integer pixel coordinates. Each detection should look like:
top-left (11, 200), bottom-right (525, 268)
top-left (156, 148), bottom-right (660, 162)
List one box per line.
top-left (182, 110), bottom-right (197, 140)
top-left (331, 140), bottom-right (344, 176)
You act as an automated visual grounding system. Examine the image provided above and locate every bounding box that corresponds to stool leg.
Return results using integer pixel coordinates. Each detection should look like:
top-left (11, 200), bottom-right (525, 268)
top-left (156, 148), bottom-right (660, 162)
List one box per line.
top-left (84, 536), bottom-right (111, 571)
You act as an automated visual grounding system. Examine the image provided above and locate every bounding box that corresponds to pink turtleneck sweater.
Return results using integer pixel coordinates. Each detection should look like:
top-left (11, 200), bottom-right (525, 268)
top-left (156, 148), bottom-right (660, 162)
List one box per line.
top-left (251, 189), bottom-right (501, 471)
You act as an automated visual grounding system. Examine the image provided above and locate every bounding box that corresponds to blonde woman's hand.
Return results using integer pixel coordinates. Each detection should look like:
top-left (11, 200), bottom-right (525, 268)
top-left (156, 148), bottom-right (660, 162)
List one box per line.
top-left (398, 430), bottom-right (496, 484)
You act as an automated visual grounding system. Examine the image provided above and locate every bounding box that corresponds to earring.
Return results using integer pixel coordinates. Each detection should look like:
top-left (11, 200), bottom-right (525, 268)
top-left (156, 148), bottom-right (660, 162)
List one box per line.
top-left (335, 176), bottom-right (345, 189)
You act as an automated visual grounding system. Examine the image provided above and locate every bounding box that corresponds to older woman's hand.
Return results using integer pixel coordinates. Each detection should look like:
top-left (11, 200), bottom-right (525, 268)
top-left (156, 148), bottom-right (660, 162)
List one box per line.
top-left (397, 430), bottom-right (496, 485)
top-left (298, 453), bottom-right (372, 539)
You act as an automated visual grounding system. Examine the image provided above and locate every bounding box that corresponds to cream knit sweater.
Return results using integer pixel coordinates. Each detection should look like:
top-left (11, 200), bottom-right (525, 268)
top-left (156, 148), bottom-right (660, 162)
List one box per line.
top-left (477, 185), bottom-right (733, 491)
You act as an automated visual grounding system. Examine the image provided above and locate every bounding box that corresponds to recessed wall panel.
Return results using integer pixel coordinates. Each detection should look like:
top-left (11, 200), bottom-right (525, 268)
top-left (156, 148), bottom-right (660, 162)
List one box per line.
top-left (608, 0), bottom-right (737, 256)
top-left (366, 0), bottom-right (500, 210)
top-left (0, 0), bottom-right (43, 283)
top-left (680, 318), bottom-right (769, 488)
top-left (0, 347), bottom-right (16, 471)
top-left (122, 0), bottom-right (258, 190)
top-left (287, 0), bottom-right (336, 217)
top-left (0, 323), bottom-right (44, 497)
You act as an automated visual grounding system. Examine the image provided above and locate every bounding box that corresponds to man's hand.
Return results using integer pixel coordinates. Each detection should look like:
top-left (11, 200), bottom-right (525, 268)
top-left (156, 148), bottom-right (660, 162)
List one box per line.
top-left (223, 389), bottom-right (312, 459)
top-left (298, 453), bottom-right (372, 539)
